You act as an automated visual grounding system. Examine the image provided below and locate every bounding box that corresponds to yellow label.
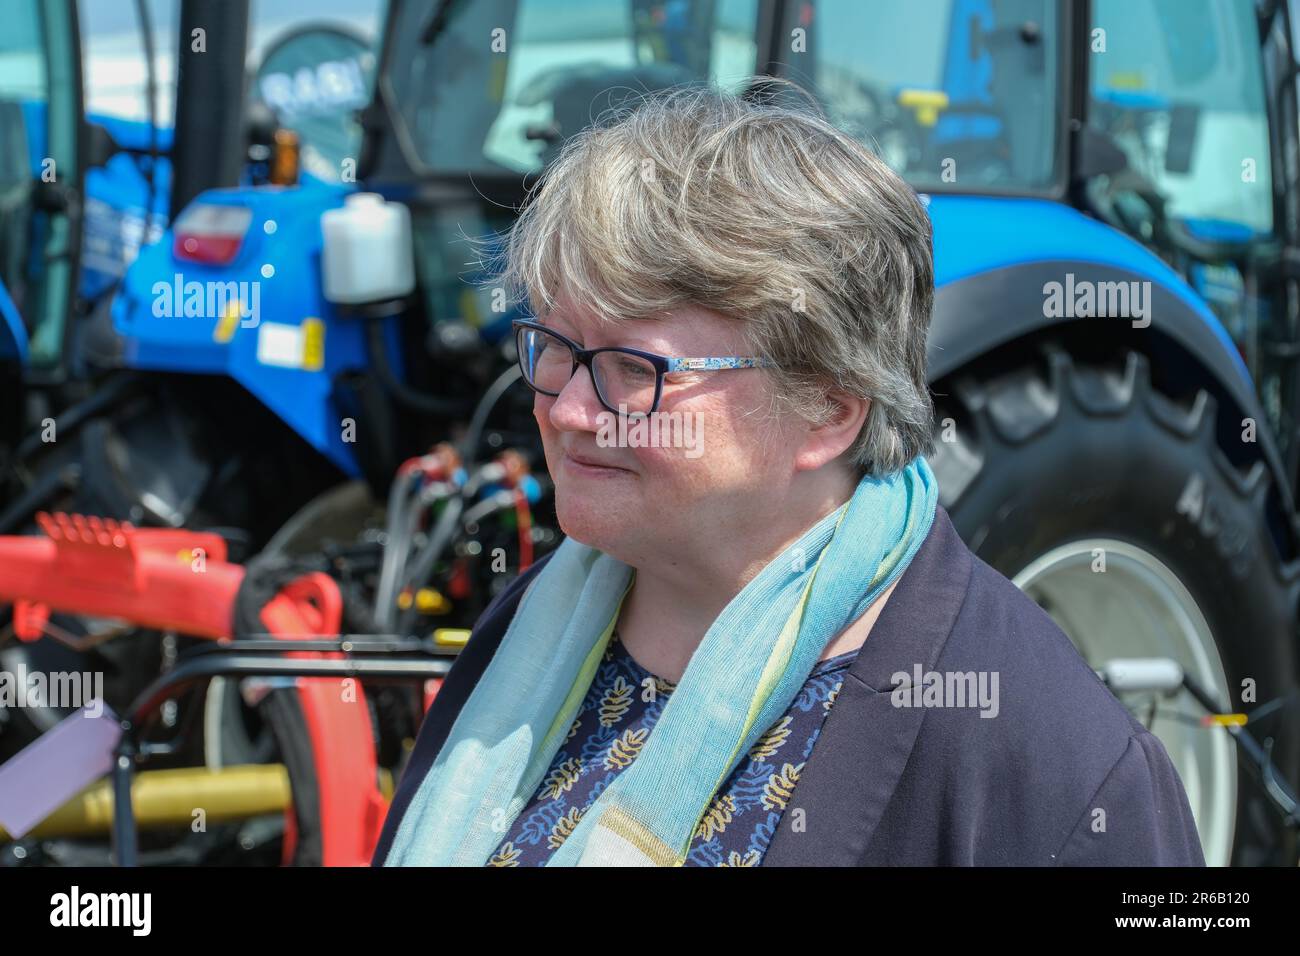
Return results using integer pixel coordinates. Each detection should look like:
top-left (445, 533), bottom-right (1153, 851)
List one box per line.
top-left (213, 301), bottom-right (241, 343)
top-left (301, 318), bottom-right (325, 371)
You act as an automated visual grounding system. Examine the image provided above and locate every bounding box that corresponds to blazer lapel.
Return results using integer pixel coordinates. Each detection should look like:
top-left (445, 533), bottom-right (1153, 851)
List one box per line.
top-left (762, 505), bottom-right (973, 866)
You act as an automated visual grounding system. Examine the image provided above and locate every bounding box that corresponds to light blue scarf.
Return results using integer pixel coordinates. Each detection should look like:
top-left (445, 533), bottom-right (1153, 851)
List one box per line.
top-left (384, 454), bottom-right (938, 866)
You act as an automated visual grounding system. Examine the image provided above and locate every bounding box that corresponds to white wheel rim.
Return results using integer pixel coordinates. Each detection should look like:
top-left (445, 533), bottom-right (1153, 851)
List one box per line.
top-left (1011, 538), bottom-right (1236, 867)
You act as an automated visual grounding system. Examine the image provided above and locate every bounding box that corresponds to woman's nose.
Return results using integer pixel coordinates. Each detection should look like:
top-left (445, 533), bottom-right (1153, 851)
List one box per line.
top-left (546, 363), bottom-right (606, 431)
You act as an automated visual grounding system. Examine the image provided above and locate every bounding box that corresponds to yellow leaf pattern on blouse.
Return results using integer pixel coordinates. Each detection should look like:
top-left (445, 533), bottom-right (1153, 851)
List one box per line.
top-left (548, 806), bottom-right (585, 849)
top-left (538, 756), bottom-right (583, 800)
top-left (487, 841), bottom-right (521, 867)
top-left (748, 715), bottom-right (793, 762)
top-left (605, 726), bottom-right (649, 770)
top-left (694, 793), bottom-right (737, 841)
top-left (598, 676), bottom-right (634, 726)
top-left (824, 680), bottom-right (843, 712)
top-left (486, 631), bottom-right (858, 866)
top-left (762, 761), bottom-right (804, 811)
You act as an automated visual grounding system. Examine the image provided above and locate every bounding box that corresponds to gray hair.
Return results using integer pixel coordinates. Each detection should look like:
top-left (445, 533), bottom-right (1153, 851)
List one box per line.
top-left (489, 81), bottom-right (935, 476)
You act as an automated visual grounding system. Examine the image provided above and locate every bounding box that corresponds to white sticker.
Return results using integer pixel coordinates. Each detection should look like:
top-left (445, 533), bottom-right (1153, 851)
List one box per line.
top-left (256, 322), bottom-right (304, 368)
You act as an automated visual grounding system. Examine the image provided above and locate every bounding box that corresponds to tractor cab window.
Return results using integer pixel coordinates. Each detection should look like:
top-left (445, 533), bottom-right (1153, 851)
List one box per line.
top-left (1086, 0), bottom-right (1276, 385)
top-left (1088, 0), bottom-right (1273, 238)
top-left (779, 0), bottom-right (1062, 191)
top-left (384, 0), bottom-right (761, 175)
top-left (0, 0), bottom-right (79, 369)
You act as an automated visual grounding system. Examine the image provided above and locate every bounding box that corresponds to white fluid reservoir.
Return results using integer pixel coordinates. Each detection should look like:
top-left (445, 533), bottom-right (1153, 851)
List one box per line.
top-left (321, 192), bottom-right (416, 305)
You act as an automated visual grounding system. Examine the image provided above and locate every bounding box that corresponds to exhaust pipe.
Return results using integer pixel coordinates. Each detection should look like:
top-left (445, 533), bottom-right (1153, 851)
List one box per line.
top-left (169, 0), bottom-right (251, 221)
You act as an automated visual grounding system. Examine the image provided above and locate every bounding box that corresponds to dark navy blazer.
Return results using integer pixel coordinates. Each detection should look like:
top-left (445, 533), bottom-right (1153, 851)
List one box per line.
top-left (372, 504), bottom-right (1206, 866)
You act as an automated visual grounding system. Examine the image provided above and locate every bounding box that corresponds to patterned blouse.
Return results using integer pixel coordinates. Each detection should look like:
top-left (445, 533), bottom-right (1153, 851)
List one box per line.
top-left (486, 628), bottom-right (858, 867)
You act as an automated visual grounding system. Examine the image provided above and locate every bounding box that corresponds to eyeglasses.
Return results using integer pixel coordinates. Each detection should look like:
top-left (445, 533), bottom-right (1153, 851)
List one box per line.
top-left (512, 318), bottom-right (776, 417)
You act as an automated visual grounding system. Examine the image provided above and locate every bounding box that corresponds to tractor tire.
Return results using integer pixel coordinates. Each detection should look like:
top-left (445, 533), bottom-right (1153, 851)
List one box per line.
top-left (929, 341), bottom-right (1300, 867)
top-left (258, 686), bottom-right (324, 867)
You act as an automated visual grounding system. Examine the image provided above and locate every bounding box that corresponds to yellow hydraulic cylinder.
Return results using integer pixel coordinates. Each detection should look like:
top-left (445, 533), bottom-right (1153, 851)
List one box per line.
top-left (0, 764), bottom-right (292, 840)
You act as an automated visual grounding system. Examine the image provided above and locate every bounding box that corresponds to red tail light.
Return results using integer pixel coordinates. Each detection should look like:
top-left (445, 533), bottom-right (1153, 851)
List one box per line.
top-left (172, 204), bottom-right (253, 265)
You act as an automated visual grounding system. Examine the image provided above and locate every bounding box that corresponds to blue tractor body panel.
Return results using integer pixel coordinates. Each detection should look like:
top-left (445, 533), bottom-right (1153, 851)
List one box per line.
top-left (111, 181), bottom-right (371, 476)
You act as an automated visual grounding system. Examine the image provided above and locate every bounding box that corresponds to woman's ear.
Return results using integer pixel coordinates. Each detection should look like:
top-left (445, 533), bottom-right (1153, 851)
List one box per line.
top-left (793, 393), bottom-right (871, 471)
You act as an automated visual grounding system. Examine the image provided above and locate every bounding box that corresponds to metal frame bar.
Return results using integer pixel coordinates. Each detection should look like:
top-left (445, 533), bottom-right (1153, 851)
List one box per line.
top-left (111, 646), bottom-right (451, 866)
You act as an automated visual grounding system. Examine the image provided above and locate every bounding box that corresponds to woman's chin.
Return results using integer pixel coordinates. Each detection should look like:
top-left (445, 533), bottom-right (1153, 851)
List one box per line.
top-left (554, 491), bottom-right (632, 551)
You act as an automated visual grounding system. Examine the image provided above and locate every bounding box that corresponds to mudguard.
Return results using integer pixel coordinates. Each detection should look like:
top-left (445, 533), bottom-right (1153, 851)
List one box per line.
top-left (926, 195), bottom-right (1290, 517)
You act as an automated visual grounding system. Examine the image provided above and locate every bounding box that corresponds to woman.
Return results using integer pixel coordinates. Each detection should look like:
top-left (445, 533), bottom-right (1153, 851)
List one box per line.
top-left (375, 85), bottom-right (1204, 867)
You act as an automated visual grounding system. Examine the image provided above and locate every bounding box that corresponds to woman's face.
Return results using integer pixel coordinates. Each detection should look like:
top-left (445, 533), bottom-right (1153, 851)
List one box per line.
top-left (532, 298), bottom-right (806, 564)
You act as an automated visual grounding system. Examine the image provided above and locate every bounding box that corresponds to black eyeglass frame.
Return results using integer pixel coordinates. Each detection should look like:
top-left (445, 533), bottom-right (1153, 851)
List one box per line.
top-left (512, 318), bottom-right (776, 417)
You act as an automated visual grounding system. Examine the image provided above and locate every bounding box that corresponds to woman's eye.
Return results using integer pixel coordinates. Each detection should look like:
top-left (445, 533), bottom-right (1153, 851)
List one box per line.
top-left (618, 358), bottom-right (655, 379)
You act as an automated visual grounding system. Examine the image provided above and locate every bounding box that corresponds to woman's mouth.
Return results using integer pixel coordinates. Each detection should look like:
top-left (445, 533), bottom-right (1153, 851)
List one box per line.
top-left (561, 450), bottom-right (635, 478)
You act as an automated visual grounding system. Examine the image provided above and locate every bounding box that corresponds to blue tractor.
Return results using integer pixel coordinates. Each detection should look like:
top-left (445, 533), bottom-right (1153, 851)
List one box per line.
top-left (0, 1), bottom-right (393, 864)
top-left (3, 0), bottom-right (1300, 866)
top-left (1, 2), bottom-right (378, 549)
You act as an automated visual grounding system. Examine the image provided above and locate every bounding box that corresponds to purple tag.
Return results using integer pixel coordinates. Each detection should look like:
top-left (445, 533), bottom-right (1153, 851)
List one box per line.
top-left (0, 700), bottom-right (121, 838)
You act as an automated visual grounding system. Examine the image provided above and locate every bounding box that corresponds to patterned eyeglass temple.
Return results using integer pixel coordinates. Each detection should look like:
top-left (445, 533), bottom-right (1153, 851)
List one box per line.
top-left (666, 357), bottom-right (777, 371)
